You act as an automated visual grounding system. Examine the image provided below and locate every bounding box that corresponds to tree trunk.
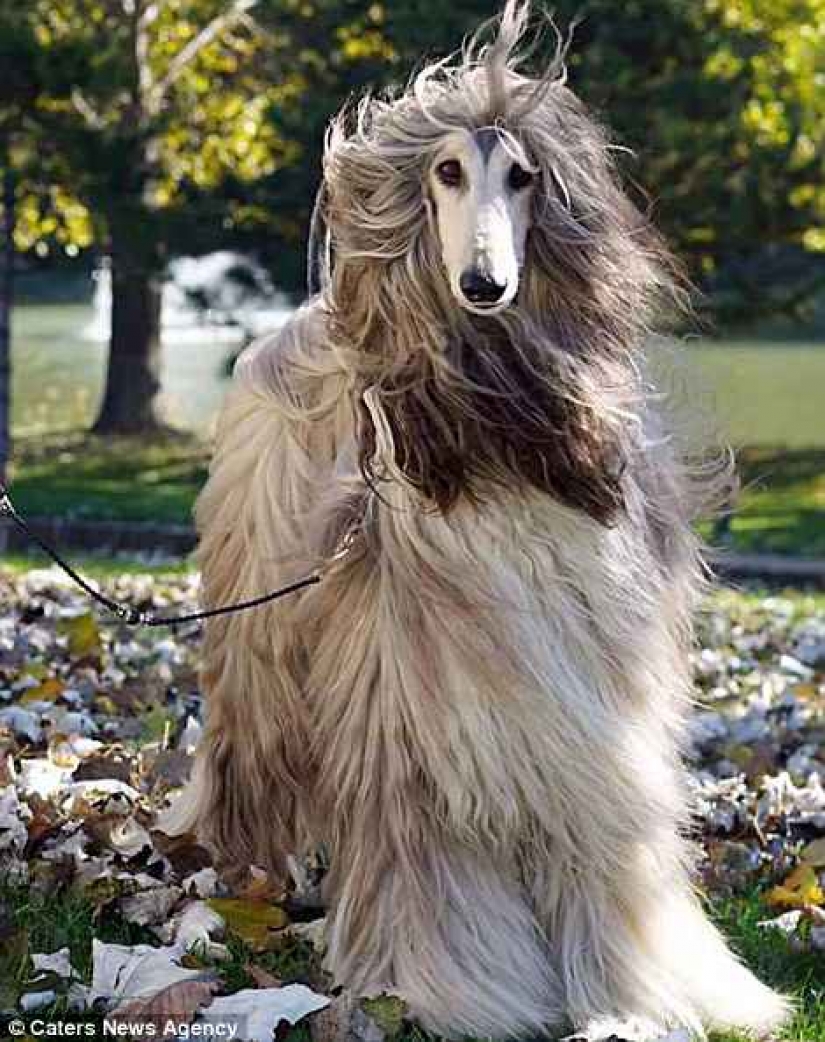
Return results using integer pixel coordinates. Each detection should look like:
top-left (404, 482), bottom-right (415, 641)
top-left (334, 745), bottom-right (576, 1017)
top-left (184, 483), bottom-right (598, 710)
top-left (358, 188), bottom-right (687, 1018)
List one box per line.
top-left (92, 219), bottom-right (167, 435)
top-left (0, 156), bottom-right (14, 488)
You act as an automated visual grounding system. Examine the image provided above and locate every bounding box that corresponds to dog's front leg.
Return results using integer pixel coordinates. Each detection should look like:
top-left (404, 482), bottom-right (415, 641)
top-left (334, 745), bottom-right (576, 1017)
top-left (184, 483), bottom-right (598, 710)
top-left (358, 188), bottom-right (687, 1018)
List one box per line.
top-left (160, 375), bottom-right (321, 878)
top-left (323, 812), bottom-right (563, 1040)
top-left (523, 733), bottom-right (787, 1039)
top-left (305, 556), bottom-right (565, 1042)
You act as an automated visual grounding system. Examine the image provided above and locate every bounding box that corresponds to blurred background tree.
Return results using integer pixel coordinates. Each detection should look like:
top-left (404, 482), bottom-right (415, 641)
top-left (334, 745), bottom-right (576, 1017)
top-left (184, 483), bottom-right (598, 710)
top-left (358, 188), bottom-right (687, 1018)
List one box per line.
top-left (0, 0), bottom-right (386, 433)
top-left (1, 0), bottom-right (824, 556)
top-left (3, 0), bottom-right (281, 431)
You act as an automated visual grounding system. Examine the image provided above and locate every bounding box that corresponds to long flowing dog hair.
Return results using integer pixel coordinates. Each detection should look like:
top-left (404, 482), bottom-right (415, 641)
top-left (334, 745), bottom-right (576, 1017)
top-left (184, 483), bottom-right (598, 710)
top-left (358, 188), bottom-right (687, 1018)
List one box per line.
top-left (319, 8), bottom-right (687, 522)
top-left (164, 4), bottom-right (789, 1039)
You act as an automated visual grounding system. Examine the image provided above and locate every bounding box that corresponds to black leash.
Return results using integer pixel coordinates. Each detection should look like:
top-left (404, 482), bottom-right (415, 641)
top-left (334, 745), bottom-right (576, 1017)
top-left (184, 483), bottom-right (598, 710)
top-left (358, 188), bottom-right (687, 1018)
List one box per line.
top-left (0, 481), bottom-right (323, 628)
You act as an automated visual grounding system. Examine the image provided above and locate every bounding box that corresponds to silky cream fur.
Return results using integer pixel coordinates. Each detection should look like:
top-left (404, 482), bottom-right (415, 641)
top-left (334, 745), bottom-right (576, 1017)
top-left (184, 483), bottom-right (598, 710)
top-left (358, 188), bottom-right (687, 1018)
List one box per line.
top-left (164, 4), bottom-right (789, 1038)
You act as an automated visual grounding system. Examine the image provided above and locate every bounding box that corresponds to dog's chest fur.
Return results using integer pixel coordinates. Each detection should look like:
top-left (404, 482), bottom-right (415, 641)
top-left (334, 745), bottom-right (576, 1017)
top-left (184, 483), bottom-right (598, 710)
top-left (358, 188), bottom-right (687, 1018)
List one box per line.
top-left (237, 306), bottom-right (695, 848)
top-left (297, 445), bottom-right (691, 850)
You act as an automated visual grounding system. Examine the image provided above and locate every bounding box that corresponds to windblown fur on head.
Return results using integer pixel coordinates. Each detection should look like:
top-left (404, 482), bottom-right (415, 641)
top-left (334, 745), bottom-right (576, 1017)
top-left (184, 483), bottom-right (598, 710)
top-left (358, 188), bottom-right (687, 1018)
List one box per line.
top-left (314, 0), bottom-right (692, 523)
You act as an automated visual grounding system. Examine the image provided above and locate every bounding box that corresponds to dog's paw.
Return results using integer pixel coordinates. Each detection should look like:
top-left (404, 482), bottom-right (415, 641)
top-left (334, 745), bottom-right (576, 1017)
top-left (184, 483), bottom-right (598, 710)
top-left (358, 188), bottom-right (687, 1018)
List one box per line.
top-left (568, 1017), bottom-right (691, 1042)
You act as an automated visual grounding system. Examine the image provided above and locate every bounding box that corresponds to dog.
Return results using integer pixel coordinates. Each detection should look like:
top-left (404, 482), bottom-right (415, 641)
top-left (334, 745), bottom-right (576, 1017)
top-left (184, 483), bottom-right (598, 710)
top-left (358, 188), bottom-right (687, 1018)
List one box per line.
top-left (165, 3), bottom-right (789, 1037)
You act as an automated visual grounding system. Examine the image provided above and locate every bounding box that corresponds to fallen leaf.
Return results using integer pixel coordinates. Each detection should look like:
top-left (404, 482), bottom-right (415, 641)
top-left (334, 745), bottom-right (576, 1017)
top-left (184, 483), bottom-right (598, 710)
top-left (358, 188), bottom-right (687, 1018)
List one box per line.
top-left (84, 876), bottom-right (139, 915)
top-left (181, 867), bottom-right (219, 899)
top-left (111, 979), bottom-right (220, 1041)
top-left (360, 995), bottom-right (407, 1037)
top-left (31, 947), bottom-right (77, 980)
top-left (207, 898), bottom-right (288, 950)
top-left (239, 866), bottom-right (284, 903)
top-left (89, 939), bottom-right (215, 1004)
top-left (20, 677), bottom-right (65, 704)
top-left (758, 910), bottom-right (804, 935)
top-left (73, 749), bottom-right (136, 785)
top-left (107, 816), bottom-right (154, 858)
top-left (58, 613), bottom-right (102, 659)
top-left (25, 810), bottom-right (62, 857)
top-left (20, 663), bottom-right (48, 681)
top-left (145, 748), bottom-right (193, 789)
top-left (767, 864), bottom-right (825, 909)
top-left (20, 986), bottom-right (59, 1011)
top-left (151, 829), bottom-right (213, 877)
top-left (174, 901), bottom-right (229, 961)
top-left (801, 837), bottom-right (825, 868)
top-left (313, 994), bottom-right (400, 1042)
top-left (203, 985), bottom-right (330, 1042)
top-left (0, 706), bottom-right (42, 743)
top-left (0, 784), bottom-right (32, 854)
top-left (311, 993), bottom-right (357, 1042)
top-left (17, 758), bottom-right (74, 800)
top-left (120, 886), bottom-right (183, 928)
top-left (285, 918), bottom-right (327, 955)
top-left (247, 963), bottom-right (282, 988)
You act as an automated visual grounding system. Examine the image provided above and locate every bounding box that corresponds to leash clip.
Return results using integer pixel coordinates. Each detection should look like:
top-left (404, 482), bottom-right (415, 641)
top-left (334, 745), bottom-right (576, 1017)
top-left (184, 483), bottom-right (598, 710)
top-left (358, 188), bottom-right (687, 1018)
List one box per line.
top-left (116, 605), bottom-right (148, 625)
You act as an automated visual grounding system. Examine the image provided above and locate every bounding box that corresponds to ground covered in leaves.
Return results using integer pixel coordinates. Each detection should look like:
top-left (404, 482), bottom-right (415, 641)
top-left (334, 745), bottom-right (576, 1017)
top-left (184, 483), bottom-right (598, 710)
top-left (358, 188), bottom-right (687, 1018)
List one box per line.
top-left (0, 566), bottom-right (824, 1041)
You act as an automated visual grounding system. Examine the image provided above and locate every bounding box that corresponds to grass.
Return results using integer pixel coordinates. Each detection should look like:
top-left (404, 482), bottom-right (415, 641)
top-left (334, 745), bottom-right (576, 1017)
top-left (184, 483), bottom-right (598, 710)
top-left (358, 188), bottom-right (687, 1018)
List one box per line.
top-left (0, 883), bottom-right (153, 995)
top-left (0, 880), bottom-right (320, 1031)
top-left (689, 339), bottom-right (825, 450)
top-left (711, 892), bottom-right (825, 1042)
top-left (731, 447), bottom-right (825, 556)
top-left (1, 880), bottom-right (822, 1039)
top-left (706, 585), bottom-right (825, 615)
top-left (6, 430), bottom-right (209, 526)
top-left (10, 303), bottom-right (232, 437)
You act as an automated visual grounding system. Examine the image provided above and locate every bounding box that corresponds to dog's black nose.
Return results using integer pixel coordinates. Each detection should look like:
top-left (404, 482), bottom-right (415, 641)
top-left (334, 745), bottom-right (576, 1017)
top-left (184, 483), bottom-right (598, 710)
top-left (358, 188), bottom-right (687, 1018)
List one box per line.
top-left (459, 270), bottom-right (506, 304)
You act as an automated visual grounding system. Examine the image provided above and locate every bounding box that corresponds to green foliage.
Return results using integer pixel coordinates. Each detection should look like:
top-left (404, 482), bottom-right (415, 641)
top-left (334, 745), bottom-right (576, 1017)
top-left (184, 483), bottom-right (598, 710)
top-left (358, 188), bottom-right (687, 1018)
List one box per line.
top-left (2, 0), bottom-right (298, 257)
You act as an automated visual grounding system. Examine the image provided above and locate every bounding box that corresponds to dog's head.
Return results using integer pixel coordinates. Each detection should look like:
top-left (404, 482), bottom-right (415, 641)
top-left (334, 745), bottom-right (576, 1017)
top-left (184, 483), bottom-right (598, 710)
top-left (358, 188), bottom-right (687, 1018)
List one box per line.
top-left (425, 125), bottom-right (535, 316)
top-left (315, 1), bottom-right (685, 521)
top-left (317, 1), bottom-right (677, 326)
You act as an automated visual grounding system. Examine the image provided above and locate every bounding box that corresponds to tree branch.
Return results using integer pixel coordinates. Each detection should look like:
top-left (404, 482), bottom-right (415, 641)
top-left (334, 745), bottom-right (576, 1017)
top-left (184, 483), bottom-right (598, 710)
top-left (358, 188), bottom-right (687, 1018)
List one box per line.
top-left (148, 0), bottom-right (258, 112)
top-left (135, 0), bottom-right (155, 103)
top-left (71, 88), bottom-right (105, 128)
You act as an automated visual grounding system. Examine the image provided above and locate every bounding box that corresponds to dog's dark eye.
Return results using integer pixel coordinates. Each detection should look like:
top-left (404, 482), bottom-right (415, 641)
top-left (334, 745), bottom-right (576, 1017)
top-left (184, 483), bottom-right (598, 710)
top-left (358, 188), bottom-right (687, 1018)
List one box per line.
top-left (435, 159), bottom-right (462, 187)
top-left (508, 164), bottom-right (533, 191)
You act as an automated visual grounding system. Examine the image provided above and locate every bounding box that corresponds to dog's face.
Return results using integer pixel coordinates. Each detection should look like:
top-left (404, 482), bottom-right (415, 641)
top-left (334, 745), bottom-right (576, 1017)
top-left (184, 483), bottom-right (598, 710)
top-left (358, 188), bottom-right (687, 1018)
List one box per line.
top-left (427, 128), bottom-right (536, 316)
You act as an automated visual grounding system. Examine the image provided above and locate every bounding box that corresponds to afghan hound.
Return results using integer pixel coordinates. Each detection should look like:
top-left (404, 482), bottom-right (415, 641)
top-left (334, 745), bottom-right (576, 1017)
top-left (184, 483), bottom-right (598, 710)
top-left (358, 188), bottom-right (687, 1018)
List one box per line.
top-left (165, 3), bottom-right (789, 1038)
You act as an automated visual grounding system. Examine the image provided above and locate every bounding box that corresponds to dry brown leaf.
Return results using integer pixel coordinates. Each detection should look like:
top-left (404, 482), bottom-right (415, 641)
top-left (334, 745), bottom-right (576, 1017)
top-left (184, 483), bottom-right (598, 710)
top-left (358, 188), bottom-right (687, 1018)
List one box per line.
top-left (25, 809), bottom-right (61, 853)
top-left (110, 979), bottom-right (220, 1040)
top-left (311, 992), bottom-right (357, 1042)
top-left (73, 749), bottom-right (137, 785)
top-left (151, 829), bottom-right (213, 876)
top-left (239, 866), bottom-right (285, 903)
top-left (247, 963), bottom-right (282, 988)
top-left (19, 677), bottom-right (65, 704)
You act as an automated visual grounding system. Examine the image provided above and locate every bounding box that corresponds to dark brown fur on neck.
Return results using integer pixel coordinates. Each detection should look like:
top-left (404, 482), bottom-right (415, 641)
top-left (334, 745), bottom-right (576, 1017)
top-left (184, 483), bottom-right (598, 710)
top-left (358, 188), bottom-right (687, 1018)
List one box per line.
top-left (355, 323), bottom-right (626, 523)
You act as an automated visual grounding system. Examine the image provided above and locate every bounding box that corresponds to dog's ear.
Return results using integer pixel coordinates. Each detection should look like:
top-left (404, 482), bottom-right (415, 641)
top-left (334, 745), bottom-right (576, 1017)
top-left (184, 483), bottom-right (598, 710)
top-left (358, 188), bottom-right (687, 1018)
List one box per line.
top-left (306, 177), bottom-right (333, 299)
